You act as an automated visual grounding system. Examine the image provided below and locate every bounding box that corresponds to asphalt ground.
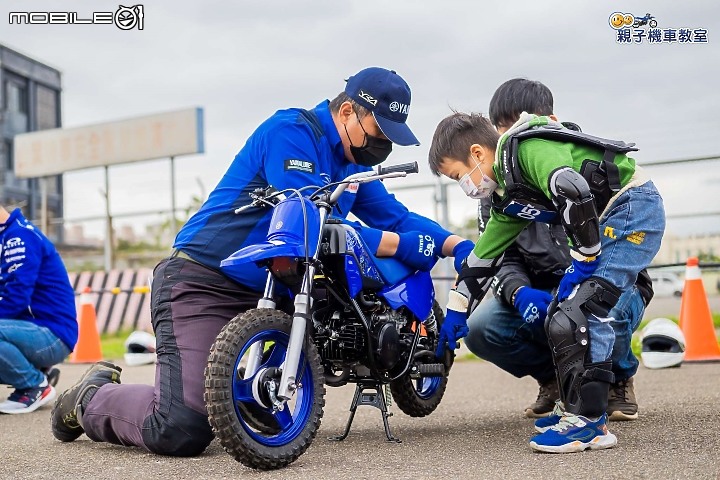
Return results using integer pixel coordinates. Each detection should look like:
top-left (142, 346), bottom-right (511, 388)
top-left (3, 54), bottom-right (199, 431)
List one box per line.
top-left (3, 294), bottom-right (719, 480)
top-left (3, 356), bottom-right (719, 480)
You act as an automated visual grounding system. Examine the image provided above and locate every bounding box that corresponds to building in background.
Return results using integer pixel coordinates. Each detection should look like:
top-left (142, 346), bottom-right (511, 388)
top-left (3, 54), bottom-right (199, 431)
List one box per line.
top-left (656, 233), bottom-right (720, 265)
top-left (0, 44), bottom-right (63, 241)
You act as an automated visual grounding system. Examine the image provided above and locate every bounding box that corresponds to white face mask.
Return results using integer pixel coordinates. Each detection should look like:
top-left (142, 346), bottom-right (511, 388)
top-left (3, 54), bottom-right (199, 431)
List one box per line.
top-left (458, 158), bottom-right (498, 199)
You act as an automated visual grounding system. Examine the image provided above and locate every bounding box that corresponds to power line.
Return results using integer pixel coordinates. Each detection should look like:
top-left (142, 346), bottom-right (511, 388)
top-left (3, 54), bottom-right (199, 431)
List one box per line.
top-left (640, 154), bottom-right (720, 167)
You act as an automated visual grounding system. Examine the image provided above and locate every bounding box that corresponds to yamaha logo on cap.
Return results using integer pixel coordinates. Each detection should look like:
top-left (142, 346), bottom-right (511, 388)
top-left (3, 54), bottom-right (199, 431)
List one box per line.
top-left (344, 67), bottom-right (419, 146)
top-left (389, 101), bottom-right (409, 115)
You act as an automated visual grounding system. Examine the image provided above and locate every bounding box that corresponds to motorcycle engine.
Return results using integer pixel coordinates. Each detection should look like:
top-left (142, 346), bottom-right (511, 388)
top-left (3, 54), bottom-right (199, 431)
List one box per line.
top-left (315, 312), bottom-right (366, 363)
top-left (315, 306), bottom-right (408, 371)
top-left (371, 310), bottom-right (405, 369)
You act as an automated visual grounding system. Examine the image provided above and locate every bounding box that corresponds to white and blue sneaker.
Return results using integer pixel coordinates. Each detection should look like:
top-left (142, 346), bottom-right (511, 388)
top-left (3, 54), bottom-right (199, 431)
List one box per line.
top-left (534, 401), bottom-right (564, 433)
top-left (529, 413), bottom-right (617, 453)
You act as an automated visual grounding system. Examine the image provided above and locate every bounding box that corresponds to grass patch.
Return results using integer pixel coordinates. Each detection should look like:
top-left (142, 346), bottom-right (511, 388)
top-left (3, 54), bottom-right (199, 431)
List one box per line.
top-left (100, 331), bottom-right (132, 360)
top-left (457, 351), bottom-right (483, 362)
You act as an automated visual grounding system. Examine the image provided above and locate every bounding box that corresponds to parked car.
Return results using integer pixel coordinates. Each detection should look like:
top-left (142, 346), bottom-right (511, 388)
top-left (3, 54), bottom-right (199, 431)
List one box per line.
top-left (650, 271), bottom-right (684, 297)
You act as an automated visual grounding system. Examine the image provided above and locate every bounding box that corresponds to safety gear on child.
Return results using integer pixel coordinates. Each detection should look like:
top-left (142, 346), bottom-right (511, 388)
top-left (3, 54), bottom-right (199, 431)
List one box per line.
top-left (452, 240), bottom-right (475, 274)
top-left (546, 277), bottom-right (621, 417)
top-left (496, 121), bottom-right (637, 222)
top-left (436, 290), bottom-right (470, 357)
top-left (549, 168), bottom-right (601, 258)
top-left (557, 257), bottom-right (600, 302)
top-left (458, 158), bottom-right (498, 199)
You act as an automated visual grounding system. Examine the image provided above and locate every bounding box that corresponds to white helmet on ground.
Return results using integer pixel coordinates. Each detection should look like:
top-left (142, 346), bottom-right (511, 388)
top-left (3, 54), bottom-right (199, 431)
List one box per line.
top-left (124, 330), bottom-right (157, 367)
top-left (640, 318), bottom-right (686, 369)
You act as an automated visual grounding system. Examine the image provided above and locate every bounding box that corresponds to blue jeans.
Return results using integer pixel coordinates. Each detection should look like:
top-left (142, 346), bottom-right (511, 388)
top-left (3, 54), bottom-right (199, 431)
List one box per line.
top-left (465, 286), bottom-right (646, 383)
top-left (588, 181), bottom-right (665, 362)
top-left (0, 319), bottom-right (71, 389)
top-left (608, 285), bottom-right (646, 380)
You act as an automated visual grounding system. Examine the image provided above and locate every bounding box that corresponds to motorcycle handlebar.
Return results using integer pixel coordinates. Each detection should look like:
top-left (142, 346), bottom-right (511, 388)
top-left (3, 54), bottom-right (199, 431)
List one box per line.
top-left (377, 162), bottom-right (419, 176)
top-left (234, 204), bottom-right (255, 214)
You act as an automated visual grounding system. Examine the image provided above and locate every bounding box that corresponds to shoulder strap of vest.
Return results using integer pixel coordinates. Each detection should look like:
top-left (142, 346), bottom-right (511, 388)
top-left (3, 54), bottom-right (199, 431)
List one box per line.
top-left (507, 126), bottom-right (638, 194)
top-left (513, 127), bottom-right (638, 154)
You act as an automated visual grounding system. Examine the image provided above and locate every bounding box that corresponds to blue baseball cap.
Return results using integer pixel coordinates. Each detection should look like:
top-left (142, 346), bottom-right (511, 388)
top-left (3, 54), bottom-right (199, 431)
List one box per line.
top-left (344, 67), bottom-right (420, 146)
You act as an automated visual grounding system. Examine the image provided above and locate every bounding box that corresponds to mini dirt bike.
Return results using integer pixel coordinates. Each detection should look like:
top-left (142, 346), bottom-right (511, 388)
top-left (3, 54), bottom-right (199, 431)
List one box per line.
top-left (204, 162), bottom-right (452, 470)
top-left (633, 13), bottom-right (657, 28)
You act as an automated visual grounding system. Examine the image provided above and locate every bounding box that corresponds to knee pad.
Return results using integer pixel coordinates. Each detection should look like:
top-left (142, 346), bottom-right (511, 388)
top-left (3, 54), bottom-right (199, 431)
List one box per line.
top-left (545, 277), bottom-right (621, 416)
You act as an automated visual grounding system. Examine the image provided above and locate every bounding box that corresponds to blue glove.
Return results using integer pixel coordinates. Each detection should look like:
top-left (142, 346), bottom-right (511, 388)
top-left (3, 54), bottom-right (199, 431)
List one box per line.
top-left (394, 231), bottom-right (440, 272)
top-left (452, 240), bottom-right (475, 274)
top-left (557, 258), bottom-right (600, 302)
top-left (435, 290), bottom-right (470, 357)
top-left (513, 287), bottom-right (553, 327)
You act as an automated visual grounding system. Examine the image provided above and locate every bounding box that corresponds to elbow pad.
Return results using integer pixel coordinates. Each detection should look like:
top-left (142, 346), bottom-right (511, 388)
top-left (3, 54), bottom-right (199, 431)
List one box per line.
top-left (549, 168), bottom-right (601, 257)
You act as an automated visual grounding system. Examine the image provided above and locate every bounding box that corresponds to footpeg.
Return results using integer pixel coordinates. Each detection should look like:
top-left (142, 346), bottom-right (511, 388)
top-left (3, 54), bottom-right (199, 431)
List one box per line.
top-left (417, 363), bottom-right (445, 377)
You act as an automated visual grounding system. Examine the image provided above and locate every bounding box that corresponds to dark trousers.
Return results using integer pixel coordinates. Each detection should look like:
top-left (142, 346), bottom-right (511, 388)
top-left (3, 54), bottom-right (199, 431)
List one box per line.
top-left (83, 257), bottom-right (263, 456)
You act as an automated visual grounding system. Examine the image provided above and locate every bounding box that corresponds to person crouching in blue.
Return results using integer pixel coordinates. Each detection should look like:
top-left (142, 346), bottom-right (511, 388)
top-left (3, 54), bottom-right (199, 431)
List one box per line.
top-left (0, 205), bottom-right (77, 414)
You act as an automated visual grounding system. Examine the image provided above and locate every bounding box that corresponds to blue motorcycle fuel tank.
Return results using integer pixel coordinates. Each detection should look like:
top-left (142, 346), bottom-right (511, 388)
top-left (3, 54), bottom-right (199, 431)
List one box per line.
top-left (324, 224), bottom-right (434, 320)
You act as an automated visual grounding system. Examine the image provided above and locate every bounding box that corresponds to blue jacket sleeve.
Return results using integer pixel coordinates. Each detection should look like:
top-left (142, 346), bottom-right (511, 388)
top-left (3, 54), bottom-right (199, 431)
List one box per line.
top-left (0, 228), bottom-right (42, 318)
top-left (350, 177), bottom-right (453, 254)
top-left (263, 123), bottom-right (326, 193)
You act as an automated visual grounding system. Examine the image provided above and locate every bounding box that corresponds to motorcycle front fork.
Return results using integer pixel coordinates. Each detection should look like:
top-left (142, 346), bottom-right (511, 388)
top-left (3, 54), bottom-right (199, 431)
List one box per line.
top-left (245, 269), bottom-right (315, 403)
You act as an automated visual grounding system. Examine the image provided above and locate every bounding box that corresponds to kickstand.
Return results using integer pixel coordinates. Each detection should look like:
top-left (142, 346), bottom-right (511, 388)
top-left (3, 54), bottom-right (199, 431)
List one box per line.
top-left (329, 381), bottom-right (401, 443)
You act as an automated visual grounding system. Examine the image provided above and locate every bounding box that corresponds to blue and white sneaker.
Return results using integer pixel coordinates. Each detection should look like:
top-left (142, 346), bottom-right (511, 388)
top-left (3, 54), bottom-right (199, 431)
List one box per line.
top-left (0, 380), bottom-right (56, 414)
top-left (534, 401), bottom-right (564, 433)
top-left (529, 413), bottom-right (617, 453)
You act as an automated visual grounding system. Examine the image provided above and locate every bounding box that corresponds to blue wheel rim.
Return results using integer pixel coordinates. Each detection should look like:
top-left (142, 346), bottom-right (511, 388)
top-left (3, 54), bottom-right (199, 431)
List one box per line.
top-left (415, 376), bottom-right (441, 400)
top-left (232, 328), bottom-right (314, 446)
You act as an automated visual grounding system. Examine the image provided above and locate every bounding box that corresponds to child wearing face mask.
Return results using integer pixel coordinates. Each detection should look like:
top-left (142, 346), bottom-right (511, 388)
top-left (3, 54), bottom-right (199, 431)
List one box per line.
top-left (427, 111), bottom-right (665, 454)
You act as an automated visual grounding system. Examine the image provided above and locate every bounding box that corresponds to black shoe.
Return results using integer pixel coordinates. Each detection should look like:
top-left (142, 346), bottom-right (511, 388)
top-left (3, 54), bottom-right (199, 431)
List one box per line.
top-left (51, 362), bottom-right (122, 442)
top-left (41, 367), bottom-right (61, 387)
top-left (607, 377), bottom-right (639, 421)
top-left (525, 378), bottom-right (560, 418)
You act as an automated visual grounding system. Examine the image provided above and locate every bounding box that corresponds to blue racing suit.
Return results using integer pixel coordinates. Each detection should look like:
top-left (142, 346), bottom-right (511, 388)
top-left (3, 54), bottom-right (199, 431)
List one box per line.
top-left (175, 100), bottom-right (452, 291)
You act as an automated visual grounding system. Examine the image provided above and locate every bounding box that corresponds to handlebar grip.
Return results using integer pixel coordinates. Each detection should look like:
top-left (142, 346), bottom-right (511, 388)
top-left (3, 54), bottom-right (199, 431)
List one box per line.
top-left (377, 162), bottom-right (419, 175)
top-left (234, 204), bottom-right (255, 214)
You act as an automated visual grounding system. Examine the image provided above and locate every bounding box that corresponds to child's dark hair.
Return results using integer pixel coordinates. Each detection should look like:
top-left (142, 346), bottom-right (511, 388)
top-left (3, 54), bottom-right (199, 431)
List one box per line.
top-left (489, 78), bottom-right (554, 129)
top-left (428, 112), bottom-right (500, 176)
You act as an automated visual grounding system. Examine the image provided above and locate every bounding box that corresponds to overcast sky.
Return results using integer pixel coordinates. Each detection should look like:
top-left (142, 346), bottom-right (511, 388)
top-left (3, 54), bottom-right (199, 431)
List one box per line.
top-left (2, 0), bottom-right (719, 239)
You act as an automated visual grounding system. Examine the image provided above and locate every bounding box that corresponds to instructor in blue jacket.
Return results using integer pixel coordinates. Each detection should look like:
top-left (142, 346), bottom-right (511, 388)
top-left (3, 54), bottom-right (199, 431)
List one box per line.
top-left (53, 67), bottom-right (475, 456)
top-left (0, 205), bottom-right (77, 414)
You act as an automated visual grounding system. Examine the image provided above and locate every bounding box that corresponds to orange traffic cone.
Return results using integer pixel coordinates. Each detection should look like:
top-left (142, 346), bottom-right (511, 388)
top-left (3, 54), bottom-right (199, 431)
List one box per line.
top-left (70, 287), bottom-right (104, 363)
top-left (678, 257), bottom-right (720, 362)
